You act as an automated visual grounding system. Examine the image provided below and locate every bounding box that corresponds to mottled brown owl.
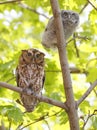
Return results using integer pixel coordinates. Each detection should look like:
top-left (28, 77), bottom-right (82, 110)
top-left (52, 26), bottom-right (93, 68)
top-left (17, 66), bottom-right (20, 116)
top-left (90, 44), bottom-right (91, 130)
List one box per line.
top-left (16, 48), bottom-right (45, 112)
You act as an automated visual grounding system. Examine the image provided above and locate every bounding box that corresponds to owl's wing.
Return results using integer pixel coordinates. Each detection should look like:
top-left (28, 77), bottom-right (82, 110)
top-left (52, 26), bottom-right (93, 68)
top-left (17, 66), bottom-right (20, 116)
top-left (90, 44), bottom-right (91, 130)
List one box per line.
top-left (42, 73), bottom-right (45, 88)
top-left (16, 67), bottom-right (20, 87)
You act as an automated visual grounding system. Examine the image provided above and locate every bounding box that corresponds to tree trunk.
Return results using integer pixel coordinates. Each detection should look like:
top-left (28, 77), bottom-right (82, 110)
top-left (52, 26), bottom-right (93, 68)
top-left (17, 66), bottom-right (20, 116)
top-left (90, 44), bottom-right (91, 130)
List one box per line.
top-left (50, 0), bottom-right (79, 129)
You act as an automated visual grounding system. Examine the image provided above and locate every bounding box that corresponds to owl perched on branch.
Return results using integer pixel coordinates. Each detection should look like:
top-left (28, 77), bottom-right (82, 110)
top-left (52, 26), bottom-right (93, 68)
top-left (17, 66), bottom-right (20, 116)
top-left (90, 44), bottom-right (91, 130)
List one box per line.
top-left (41, 10), bottom-right (79, 48)
top-left (16, 48), bottom-right (45, 112)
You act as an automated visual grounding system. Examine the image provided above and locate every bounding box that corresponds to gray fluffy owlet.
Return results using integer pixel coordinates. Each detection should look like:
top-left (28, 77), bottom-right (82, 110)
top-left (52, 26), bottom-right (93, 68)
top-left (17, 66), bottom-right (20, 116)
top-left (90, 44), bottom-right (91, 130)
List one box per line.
top-left (41, 10), bottom-right (79, 48)
top-left (16, 48), bottom-right (45, 112)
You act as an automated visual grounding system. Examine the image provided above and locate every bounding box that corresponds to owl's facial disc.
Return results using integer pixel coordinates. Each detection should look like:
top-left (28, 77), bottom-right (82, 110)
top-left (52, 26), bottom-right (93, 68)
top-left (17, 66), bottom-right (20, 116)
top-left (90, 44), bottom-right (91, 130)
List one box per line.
top-left (35, 52), bottom-right (44, 65)
top-left (21, 50), bottom-right (33, 64)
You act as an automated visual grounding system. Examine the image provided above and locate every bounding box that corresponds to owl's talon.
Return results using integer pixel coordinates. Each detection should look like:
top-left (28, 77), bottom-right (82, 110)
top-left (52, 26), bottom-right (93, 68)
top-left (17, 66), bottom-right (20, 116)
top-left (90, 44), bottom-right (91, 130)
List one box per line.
top-left (16, 99), bottom-right (23, 106)
top-left (31, 92), bottom-right (37, 97)
top-left (22, 88), bottom-right (32, 95)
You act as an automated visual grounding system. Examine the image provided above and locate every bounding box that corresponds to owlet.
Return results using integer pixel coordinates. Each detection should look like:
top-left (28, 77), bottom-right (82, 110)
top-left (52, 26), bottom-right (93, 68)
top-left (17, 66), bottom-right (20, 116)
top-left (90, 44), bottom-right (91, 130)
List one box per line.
top-left (41, 10), bottom-right (79, 48)
top-left (16, 48), bottom-right (45, 112)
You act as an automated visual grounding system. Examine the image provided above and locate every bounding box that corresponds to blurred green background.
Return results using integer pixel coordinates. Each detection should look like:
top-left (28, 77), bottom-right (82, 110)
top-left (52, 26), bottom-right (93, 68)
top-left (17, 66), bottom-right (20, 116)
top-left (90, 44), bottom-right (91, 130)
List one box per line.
top-left (0, 0), bottom-right (97, 129)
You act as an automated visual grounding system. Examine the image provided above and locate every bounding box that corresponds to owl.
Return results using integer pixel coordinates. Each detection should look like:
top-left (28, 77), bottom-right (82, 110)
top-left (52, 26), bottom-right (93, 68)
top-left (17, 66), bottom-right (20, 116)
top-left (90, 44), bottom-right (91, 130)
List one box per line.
top-left (41, 10), bottom-right (79, 48)
top-left (16, 48), bottom-right (45, 112)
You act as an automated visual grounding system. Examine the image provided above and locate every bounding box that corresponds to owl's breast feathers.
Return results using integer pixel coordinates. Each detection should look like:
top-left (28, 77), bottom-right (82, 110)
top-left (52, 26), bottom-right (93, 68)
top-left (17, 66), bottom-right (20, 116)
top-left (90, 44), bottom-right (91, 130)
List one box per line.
top-left (16, 64), bottom-right (44, 89)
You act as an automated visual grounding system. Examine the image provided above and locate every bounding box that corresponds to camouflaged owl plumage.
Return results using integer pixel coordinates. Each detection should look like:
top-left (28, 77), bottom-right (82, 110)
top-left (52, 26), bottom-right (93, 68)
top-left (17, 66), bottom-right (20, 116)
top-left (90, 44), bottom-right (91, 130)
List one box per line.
top-left (42, 10), bottom-right (79, 48)
top-left (16, 48), bottom-right (45, 112)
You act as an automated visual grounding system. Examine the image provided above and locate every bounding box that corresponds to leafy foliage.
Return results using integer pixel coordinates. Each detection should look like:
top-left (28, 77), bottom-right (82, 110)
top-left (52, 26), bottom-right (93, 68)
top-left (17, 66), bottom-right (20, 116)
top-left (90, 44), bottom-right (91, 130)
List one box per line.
top-left (0, 0), bottom-right (97, 129)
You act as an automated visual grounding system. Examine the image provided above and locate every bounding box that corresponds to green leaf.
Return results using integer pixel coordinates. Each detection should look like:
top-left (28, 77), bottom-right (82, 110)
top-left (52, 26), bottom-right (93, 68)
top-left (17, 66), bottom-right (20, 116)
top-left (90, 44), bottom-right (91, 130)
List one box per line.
top-left (92, 116), bottom-right (97, 129)
top-left (87, 68), bottom-right (97, 82)
top-left (0, 105), bottom-right (23, 124)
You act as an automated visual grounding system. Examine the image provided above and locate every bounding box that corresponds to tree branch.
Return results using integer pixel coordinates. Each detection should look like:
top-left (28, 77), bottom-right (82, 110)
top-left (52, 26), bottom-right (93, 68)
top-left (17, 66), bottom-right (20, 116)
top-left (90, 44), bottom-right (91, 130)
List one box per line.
top-left (77, 80), bottom-right (97, 106)
top-left (18, 2), bottom-right (49, 19)
top-left (50, 0), bottom-right (79, 130)
top-left (0, 81), bottom-right (67, 110)
top-left (70, 67), bottom-right (87, 74)
top-left (46, 67), bottom-right (87, 74)
top-left (0, 0), bottom-right (22, 4)
top-left (88, 0), bottom-right (97, 11)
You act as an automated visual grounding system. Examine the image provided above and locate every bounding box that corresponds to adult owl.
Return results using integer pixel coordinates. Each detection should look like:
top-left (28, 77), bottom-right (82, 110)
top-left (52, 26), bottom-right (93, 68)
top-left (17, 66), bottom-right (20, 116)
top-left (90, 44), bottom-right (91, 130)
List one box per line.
top-left (41, 10), bottom-right (79, 48)
top-left (16, 48), bottom-right (45, 112)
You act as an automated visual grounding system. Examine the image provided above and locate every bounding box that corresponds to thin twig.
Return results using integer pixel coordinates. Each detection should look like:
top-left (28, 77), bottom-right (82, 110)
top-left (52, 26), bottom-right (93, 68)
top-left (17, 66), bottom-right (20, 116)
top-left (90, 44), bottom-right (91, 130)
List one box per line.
top-left (6, 77), bottom-right (15, 83)
top-left (0, 0), bottom-right (22, 4)
top-left (19, 110), bottom-right (62, 130)
top-left (81, 110), bottom-right (97, 129)
top-left (8, 121), bottom-right (11, 130)
top-left (93, 89), bottom-right (97, 97)
top-left (0, 120), bottom-right (6, 130)
top-left (77, 80), bottom-right (97, 106)
top-left (88, 0), bottom-right (97, 11)
top-left (73, 33), bottom-right (80, 58)
top-left (75, 35), bottom-right (89, 40)
top-left (44, 120), bottom-right (51, 130)
top-left (66, 35), bottom-right (89, 45)
top-left (20, 115), bottom-right (46, 130)
top-left (79, 2), bottom-right (89, 14)
top-left (16, 123), bottom-right (23, 130)
top-left (19, 2), bottom-right (49, 19)
top-left (0, 81), bottom-right (67, 110)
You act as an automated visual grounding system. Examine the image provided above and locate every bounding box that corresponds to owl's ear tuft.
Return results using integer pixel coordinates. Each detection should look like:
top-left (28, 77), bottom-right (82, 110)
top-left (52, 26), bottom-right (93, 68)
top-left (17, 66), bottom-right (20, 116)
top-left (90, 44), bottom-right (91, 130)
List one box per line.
top-left (40, 53), bottom-right (45, 57)
top-left (21, 50), bottom-right (28, 54)
top-left (42, 53), bottom-right (45, 56)
top-left (22, 50), bottom-right (27, 52)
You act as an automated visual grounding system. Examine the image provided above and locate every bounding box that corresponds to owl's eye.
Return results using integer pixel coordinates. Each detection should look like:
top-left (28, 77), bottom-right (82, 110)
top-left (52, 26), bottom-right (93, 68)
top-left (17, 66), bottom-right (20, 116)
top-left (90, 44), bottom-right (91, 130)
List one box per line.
top-left (27, 52), bottom-right (31, 56)
top-left (72, 13), bottom-right (75, 16)
top-left (71, 13), bottom-right (76, 18)
top-left (36, 54), bottom-right (40, 58)
top-left (63, 12), bottom-right (68, 17)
